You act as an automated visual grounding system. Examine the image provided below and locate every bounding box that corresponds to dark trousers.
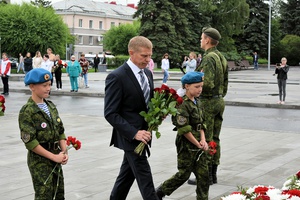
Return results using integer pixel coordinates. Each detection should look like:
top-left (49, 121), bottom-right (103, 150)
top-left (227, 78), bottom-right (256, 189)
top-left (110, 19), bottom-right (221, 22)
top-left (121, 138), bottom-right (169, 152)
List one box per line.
top-left (278, 79), bottom-right (287, 101)
top-left (1, 76), bottom-right (9, 93)
top-left (55, 71), bottom-right (62, 89)
top-left (51, 72), bottom-right (54, 86)
top-left (110, 151), bottom-right (158, 200)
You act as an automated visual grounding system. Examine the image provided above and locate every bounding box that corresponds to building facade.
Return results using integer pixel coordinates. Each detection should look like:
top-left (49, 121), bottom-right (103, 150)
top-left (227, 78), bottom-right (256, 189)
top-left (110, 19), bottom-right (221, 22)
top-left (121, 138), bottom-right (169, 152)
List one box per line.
top-left (52, 0), bottom-right (137, 59)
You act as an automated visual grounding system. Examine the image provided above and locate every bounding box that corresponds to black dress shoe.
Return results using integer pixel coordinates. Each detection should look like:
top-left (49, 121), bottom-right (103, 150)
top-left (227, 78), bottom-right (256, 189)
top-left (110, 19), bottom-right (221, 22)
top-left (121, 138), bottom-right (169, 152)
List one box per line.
top-left (3, 93), bottom-right (9, 96)
top-left (187, 178), bottom-right (196, 185)
top-left (70, 90), bottom-right (74, 92)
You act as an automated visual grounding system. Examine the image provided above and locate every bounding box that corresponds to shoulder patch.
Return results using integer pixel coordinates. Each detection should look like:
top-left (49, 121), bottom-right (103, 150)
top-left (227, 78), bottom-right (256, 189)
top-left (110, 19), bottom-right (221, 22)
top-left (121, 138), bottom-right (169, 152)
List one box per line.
top-left (177, 115), bottom-right (187, 126)
top-left (21, 132), bottom-right (30, 143)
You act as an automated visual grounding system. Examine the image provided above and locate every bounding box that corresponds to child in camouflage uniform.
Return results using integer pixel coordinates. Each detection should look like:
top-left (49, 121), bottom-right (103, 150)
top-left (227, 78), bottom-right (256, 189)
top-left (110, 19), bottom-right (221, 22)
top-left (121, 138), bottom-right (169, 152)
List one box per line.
top-left (19, 68), bottom-right (68, 200)
top-left (156, 71), bottom-right (210, 200)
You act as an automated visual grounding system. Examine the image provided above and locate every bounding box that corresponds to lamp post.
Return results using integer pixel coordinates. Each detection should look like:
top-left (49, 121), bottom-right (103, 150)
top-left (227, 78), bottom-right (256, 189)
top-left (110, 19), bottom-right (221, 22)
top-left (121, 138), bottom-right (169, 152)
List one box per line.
top-left (267, 0), bottom-right (272, 71)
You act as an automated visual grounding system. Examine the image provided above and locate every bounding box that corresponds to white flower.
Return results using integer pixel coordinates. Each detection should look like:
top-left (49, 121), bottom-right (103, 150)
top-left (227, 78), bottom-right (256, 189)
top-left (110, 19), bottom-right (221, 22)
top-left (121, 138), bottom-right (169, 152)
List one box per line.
top-left (221, 193), bottom-right (247, 200)
top-left (266, 188), bottom-right (287, 200)
top-left (289, 196), bottom-right (300, 200)
top-left (283, 179), bottom-right (293, 190)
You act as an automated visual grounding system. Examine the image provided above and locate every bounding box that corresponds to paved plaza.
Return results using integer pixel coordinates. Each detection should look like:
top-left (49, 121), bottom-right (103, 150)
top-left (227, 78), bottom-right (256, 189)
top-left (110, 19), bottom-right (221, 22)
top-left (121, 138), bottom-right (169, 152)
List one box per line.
top-left (1, 66), bottom-right (300, 199)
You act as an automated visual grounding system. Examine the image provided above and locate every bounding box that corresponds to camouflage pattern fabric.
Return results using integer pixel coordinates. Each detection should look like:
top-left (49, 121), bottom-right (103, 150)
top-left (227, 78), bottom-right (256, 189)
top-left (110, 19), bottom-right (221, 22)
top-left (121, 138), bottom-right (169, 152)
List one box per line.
top-left (19, 97), bottom-right (66, 199)
top-left (196, 46), bottom-right (228, 165)
top-left (160, 96), bottom-right (209, 200)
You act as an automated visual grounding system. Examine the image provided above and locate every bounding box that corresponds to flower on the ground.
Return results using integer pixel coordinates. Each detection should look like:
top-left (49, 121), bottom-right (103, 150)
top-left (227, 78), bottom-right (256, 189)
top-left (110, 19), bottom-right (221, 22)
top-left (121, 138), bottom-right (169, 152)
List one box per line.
top-left (222, 171), bottom-right (300, 200)
top-left (44, 136), bottom-right (81, 200)
top-left (0, 95), bottom-right (5, 116)
top-left (134, 84), bottom-right (183, 155)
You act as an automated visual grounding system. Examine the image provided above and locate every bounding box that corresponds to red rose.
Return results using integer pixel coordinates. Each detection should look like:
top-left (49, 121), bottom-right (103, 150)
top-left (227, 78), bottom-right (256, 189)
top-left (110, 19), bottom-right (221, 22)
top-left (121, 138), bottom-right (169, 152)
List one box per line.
top-left (169, 88), bottom-right (177, 95)
top-left (1, 104), bottom-right (5, 112)
top-left (161, 84), bottom-right (170, 94)
top-left (176, 97), bottom-right (183, 105)
top-left (0, 95), bottom-right (5, 103)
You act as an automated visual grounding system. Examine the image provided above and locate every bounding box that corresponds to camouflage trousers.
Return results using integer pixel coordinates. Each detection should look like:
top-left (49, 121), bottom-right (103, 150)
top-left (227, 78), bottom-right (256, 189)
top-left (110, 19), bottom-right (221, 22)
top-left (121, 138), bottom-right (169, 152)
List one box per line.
top-left (200, 97), bottom-right (225, 165)
top-left (28, 151), bottom-right (65, 200)
top-left (160, 147), bottom-right (209, 200)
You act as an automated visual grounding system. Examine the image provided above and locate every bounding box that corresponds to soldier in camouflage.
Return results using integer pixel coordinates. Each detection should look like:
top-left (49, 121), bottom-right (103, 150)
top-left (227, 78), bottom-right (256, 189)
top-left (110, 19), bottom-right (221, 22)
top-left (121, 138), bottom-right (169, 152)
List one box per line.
top-left (19, 68), bottom-right (68, 200)
top-left (156, 71), bottom-right (210, 200)
top-left (192, 27), bottom-right (228, 185)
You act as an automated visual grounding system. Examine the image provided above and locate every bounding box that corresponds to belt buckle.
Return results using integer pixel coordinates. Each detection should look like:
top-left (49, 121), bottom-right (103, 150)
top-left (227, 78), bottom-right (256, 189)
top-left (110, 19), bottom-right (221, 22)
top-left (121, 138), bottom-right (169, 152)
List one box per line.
top-left (197, 124), bottom-right (201, 131)
top-left (53, 141), bottom-right (59, 150)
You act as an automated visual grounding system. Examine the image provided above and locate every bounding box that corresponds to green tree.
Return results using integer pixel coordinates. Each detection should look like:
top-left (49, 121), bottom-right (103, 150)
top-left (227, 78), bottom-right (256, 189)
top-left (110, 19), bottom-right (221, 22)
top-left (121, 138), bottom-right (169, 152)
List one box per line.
top-left (280, 0), bottom-right (300, 36)
top-left (0, 3), bottom-right (74, 59)
top-left (280, 35), bottom-right (300, 65)
top-left (234, 0), bottom-right (269, 58)
top-left (103, 21), bottom-right (140, 55)
top-left (30, 0), bottom-right (52, 8)
top-left (134, 0), bottom-right (249, 65)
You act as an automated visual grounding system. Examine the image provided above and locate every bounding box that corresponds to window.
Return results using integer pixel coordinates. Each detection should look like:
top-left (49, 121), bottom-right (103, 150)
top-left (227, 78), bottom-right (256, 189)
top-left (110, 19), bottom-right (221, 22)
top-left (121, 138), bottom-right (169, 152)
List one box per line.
top-left (78, 35), bottom-right (83, 44)
top-left (99, 21), bottom-right (103, 29)
top-left (89, 20), bottom-right (93, 29)
top-left (111, 22), bottom-right (115, 27)
top-left (79, 19), bottom-right (83, 27)
top-left (89, 36), bottom-right (93, 45)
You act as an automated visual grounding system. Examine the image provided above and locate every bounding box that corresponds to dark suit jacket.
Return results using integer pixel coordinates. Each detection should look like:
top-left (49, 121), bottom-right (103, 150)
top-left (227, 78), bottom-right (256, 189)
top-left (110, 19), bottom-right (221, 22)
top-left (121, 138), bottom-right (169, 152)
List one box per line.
top-left (104, 62), bottom-right (154, 151)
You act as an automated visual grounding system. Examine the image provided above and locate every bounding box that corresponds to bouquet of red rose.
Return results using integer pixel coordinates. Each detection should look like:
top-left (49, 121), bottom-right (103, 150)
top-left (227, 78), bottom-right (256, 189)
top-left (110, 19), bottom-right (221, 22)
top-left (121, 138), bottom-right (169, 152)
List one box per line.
top-left (44, 136), bottom-right (81, 199)
top-left (134, 84), bottom-right (183, 156)
top-left (0, 95), bottom-right (5, 116)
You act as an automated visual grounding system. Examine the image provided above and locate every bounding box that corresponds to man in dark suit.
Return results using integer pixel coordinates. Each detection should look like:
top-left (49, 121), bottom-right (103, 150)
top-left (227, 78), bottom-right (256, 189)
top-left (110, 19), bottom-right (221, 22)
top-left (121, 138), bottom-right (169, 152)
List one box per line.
top-left (253, 51), bottom-right (259, 70)
top-left (93, 54), bottom-right (100, 72)
top-left (104, 36), bottom-right (158, 200)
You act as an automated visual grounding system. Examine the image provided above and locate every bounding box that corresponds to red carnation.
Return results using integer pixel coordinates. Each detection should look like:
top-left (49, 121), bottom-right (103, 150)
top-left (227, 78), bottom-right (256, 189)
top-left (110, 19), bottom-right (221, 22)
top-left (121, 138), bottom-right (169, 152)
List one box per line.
top-left (254, 186), bottom-right (270, 195)
top-left (296, 171), bottom-right (300, 179)
top-left (208, 141), bottom-right (217, 149)
top-left (286, 189), bottom-right (300, 197)
top-left (0, 95), bottom-right (5, 103)
top-left (58, 60), bottom-right (62, 65)
top-left (255, 195), bottom-right (270, 200)
top-left (1, 104), bottom-right (6, 112)
top-left (74, 140), bottom-right (82, 150)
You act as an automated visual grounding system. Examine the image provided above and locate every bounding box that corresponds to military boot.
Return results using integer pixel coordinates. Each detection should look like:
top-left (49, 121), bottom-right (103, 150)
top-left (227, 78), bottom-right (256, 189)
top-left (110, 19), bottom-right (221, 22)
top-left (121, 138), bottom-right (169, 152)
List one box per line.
top-left (208, 165), bottom-right (213, 185)
top-left (155, 184), bottom-right (165, 200)
top-left (212, 164), bottom-right (218, 184)
top-left (187, 177), bottom-right (196, 185)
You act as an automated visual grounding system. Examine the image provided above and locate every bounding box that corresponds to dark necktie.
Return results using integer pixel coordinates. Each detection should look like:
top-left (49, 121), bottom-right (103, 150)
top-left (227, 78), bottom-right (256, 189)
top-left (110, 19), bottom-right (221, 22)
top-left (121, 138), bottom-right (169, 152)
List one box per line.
top-left (139, 70), bottom-right (150, 105)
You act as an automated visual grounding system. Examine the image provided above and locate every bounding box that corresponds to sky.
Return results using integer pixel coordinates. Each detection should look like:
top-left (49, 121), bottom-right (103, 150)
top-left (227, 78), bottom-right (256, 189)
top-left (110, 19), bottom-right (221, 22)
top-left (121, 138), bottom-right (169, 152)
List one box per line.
top-left (11, 0), bottom-right (139, 6)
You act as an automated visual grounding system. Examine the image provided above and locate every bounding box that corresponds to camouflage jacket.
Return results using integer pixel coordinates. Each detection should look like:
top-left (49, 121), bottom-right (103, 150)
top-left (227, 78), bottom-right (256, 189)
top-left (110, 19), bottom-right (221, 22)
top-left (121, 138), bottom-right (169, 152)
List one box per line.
top-left (19, 97), bottom-right (66, 150)
top-left (196, 46), bottom-right (228, 97)
top-left (172, 96), bottom-right (206, 151)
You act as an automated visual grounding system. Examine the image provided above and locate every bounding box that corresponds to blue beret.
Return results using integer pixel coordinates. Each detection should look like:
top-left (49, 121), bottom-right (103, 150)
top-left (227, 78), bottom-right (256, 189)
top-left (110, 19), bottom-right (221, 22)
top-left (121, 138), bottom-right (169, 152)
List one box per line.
top-left (181, 72), bottom-right (204, 85)
top-left (24, 68), bottom-right (52, 85)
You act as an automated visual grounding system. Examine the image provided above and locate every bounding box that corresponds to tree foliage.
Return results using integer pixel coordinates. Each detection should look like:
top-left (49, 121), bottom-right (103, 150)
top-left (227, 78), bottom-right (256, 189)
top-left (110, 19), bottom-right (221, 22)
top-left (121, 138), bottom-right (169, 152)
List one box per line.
top-left (134, 0), bottom-right (249, 65)
top-left (234, 0), bottom-right (269, 58)
top-left (30, 0), bottom-right (52, 8)
top-left (280, 35), bottom-right (300, 65)
top-left (0, 3), bottom-right (74, 58)
top-left (103, 21), bottom-right (140, 55)
top-left (280, 0), bottom-right (300, 36)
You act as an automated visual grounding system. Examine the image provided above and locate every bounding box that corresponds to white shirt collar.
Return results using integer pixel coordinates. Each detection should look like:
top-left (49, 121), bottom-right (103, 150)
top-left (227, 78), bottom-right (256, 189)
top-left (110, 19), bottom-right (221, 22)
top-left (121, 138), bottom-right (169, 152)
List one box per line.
top-left (127, 59), bottom-right (143, 75)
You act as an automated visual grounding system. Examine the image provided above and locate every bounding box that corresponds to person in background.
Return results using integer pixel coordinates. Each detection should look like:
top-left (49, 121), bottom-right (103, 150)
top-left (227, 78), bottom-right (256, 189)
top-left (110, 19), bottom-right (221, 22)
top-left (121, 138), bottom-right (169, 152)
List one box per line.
top-left (101, 52), bottom-right (107, 65)
top-left (79, 53), bottom-right (89, 88)
top-left (53, 54), bottom-right (64, 90)
top-left (156, 71), bottom-right (209, 200)
top-left (24, 52), bottom-right (33, 74)
top-left (196, 53), bottom-right (202, 67)
top-left (147, 58), bottom-right (154, 74)
top-left (32, 51), bottom-right (43, 68)
top-left (104, 36), bottom-right (158, 200)
top-left (275, 57), bottom-right (289, 105)
top-left (161, 53), bottom-right (170, 85)
top-left (67, 55), bottom-right (81, 92)
top-left (192, 27), bottom-right (228, 186)
top-left (40, 54), bottom-right (52, 73)
top-left (93, 53), bottom-right (100, 72)
top-left (47, 48), bottom-right (55, 86)
top-left (18, 53), bottom-right (24, 73)
top-left (19, 68), bottom-right (68, 199)
top-left (182, 52), bottom-right (197, 72)
top-left (253, 52), bottom-right (259, 70)
top-left (0, 52), bottom-right (11, 95)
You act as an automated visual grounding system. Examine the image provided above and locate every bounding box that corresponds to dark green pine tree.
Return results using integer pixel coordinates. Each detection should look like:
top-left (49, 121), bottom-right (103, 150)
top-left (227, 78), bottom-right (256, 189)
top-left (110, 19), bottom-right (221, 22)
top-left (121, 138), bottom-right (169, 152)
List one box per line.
top-left (134, 0), bottom-right (208, 65)
top-left (234, 0), bottom-right (269, 58)
top-left (280, 0), bottom-right (300, 36)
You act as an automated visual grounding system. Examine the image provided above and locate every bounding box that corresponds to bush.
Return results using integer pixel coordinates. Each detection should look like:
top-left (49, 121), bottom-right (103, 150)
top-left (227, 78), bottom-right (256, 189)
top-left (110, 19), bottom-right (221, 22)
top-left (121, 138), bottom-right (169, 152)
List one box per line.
top-left (107, 55), bottom-right (129, 69)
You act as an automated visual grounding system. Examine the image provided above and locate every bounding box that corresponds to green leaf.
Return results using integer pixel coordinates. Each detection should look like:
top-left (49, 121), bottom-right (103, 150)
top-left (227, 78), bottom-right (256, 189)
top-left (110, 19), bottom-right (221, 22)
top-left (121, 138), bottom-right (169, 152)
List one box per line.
top-left (155, 131), bottom-right (161, 139)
